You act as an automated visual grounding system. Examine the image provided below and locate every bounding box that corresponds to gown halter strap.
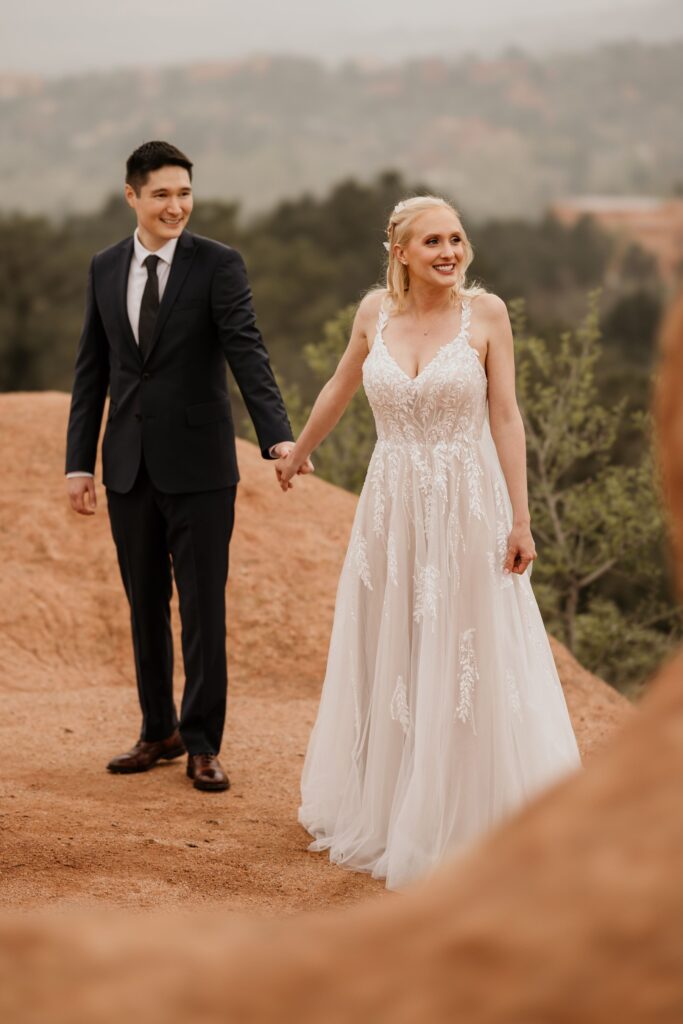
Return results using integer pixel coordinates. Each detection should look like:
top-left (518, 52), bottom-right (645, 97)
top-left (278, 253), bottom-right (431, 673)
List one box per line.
top-left (374, 302), bottom-right (390, 345)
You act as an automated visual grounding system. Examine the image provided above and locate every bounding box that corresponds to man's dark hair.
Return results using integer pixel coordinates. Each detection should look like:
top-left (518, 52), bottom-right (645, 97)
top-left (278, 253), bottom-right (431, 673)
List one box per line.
top-left (126, 141), bottom-right (193, 195)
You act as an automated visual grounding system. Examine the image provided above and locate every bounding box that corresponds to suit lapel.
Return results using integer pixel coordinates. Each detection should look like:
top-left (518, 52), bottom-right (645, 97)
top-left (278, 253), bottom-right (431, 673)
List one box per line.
top-left (115, 236), bottom-right (141, 363)
top-left (143, 230), bottom-right (197, 364)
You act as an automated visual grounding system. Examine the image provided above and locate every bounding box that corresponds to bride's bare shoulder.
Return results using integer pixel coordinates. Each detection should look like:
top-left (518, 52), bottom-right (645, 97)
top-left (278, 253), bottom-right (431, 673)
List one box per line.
top-left (356, 288), bottom-right (389, 334)
top-left (358, 288), bottom-right (388, 316)
top-left (470, 291), bottom-right (509, 322)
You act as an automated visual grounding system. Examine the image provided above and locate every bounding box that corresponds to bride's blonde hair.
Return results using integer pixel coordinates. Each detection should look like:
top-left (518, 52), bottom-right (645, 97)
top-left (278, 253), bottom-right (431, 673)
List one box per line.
top-left (385, 196), bottom-right (485, 311)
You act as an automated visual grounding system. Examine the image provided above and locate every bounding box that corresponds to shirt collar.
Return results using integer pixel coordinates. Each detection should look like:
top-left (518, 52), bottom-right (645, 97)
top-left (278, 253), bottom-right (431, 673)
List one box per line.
top-left (133, 230), bottom-right (179, 268)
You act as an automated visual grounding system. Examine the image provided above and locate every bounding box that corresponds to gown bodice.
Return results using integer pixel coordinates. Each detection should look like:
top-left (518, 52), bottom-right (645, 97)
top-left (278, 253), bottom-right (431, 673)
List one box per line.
top-left (362, 298), bottom-right (487, 447)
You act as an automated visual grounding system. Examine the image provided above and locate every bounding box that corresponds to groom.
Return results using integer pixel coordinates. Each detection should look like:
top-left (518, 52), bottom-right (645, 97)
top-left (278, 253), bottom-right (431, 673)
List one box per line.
top-left (66, 141), bottom-right (308, 791)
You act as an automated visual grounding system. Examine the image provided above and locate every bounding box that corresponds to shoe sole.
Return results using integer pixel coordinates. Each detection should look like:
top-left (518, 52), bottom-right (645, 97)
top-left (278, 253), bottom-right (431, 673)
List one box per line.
top-left (107, 744), bottom-right (186, 774)
top-left (191, 778), bottom-right (231, 791)
top-left (186, 766), bottom-right (231, 792)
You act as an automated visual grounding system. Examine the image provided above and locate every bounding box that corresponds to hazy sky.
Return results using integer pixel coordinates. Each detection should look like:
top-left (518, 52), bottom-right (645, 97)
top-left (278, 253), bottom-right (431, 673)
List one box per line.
top-left (2, 0), bottom-right (681, 76)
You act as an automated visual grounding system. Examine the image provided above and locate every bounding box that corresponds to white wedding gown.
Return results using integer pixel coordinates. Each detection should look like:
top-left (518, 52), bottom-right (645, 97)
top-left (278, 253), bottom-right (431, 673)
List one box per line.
top-left (299, 297), bottom-right (581, 889)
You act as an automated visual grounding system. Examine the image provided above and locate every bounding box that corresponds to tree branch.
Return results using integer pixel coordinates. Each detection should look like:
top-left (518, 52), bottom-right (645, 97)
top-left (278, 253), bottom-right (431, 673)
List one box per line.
top-left (578, 558), bottom-right (618, 589)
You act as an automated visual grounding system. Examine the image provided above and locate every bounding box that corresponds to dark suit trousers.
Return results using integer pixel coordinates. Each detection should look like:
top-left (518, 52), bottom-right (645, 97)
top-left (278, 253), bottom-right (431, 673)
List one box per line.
top-left (106, 461), bottom-right (236, 755)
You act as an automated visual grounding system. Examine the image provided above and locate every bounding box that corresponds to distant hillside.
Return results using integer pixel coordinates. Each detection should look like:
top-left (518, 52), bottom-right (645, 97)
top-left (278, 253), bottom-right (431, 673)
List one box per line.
top-left (1, 41), bottom-right (682, 218)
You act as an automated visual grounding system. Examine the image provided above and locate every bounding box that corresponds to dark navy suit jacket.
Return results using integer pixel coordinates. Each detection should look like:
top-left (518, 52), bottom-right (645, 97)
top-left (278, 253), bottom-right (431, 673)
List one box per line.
top-left (66, 230), bottom-right (293, 494)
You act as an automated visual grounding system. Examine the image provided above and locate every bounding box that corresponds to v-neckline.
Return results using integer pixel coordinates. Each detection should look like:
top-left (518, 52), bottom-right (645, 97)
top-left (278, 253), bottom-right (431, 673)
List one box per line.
top-left (377, 300), bottom-right (470, 383)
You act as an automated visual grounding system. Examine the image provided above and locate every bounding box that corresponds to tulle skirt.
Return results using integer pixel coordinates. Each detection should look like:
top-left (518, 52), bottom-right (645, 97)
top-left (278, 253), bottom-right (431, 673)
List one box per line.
top-left (299, 425), bottom-right (581, 890)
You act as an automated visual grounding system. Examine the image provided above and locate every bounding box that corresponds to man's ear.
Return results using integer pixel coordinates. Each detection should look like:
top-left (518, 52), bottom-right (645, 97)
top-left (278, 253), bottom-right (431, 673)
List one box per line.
top-left (124, 184), bottom-right (137, 210)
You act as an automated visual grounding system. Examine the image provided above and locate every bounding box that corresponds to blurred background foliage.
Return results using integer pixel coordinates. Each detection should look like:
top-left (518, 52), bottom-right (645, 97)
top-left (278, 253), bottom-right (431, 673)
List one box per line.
top-left (0, 169), bottom-right (678, 694)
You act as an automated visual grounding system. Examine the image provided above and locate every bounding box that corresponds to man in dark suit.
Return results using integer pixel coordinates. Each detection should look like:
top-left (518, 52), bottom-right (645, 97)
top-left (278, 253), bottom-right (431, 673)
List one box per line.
top-left (66, 141), bottom-right (309, 791)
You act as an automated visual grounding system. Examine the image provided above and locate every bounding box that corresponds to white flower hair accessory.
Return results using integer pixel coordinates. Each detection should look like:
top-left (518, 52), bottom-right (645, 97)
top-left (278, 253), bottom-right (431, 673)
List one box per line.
top-left (384, 201), bottom-right (410, 251)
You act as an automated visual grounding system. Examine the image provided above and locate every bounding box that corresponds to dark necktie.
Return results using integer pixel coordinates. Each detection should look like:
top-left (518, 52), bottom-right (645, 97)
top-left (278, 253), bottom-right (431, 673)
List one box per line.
top-left (138, 254), bottom-right (160, 360)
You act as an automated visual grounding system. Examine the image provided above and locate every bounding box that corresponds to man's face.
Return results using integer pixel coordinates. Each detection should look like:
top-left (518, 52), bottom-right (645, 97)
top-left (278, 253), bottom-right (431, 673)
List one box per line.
top-left (125, 165), bottom-right (193, 250)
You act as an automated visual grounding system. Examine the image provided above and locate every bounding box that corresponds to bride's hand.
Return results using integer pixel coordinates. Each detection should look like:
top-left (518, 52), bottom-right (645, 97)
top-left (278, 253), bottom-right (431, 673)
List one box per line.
top-left (504, 524), bottom-right (537, 575)
top-left (273, 442), bottom-right (315, 492)
top-left (276, 451), bottom-right (314, 491)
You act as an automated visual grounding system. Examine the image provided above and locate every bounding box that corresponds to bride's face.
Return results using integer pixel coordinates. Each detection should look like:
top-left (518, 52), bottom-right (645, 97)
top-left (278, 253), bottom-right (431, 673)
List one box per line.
top-left (396, 209), bottom-right (466, 291)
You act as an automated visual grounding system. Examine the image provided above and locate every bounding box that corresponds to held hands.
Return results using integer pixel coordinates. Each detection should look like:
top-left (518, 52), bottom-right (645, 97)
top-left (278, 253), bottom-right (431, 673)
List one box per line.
top-left (503, 522), bottom-right (537, 575)
top-left (67, 477), bottom-right (97, 516)
top-left (272, 442), bottom-right (314, 492)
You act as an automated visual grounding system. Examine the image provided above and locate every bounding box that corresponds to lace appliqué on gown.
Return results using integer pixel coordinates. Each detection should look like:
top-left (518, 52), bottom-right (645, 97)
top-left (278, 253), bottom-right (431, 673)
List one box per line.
top-left (390, 676), bottom-right (411, 736)
top-left (349, 532), bottom-right (372, 590)
top-left (414, 564), bottom-right (441, 626)
top-left (454, 627), bottom-right (479, 731)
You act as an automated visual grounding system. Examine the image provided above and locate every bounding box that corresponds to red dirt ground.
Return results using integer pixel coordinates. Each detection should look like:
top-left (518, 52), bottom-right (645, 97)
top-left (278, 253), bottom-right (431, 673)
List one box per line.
top-left (0, 392), bottom-right (630, 915)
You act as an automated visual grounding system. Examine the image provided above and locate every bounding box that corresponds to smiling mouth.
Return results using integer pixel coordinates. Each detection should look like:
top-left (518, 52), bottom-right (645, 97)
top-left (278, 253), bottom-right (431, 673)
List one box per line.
top-left (161, 217), bottom-right (183, 225)
top-left (433, 263), bottom-right (456, 274)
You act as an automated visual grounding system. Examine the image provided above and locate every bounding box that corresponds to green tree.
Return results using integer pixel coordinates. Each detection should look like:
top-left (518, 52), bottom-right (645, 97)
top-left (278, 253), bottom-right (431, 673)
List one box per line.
top-left (0, 214), bottom-right (85, 391)
top-left (513, 291), bottom-right (680, 692)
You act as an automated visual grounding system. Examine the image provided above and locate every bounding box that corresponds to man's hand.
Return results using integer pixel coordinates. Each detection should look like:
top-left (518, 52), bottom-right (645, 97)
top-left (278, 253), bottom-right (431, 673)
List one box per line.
top-left (271, 442), bottom-right (314, 489)
top-left (276, 453), bottom-right (296, 491)
top-left (67, 477), bottom-right (97, 516)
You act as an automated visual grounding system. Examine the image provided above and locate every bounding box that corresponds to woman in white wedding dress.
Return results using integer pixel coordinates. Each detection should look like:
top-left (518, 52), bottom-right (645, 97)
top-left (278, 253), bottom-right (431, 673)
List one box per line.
top-left (277, 196), bottom-right (581, 890)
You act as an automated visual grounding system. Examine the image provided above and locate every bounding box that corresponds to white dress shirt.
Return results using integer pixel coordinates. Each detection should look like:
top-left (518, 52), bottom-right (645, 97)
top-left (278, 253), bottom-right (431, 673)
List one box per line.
top-left (127, 231), bottom-right (178, 343)
top-left (67, 231), bottom-right (288, 478)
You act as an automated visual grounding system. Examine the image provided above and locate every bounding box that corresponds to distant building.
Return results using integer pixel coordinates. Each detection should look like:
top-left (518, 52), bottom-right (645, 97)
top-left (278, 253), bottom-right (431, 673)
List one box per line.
top-left (551, 196), bottom-right (683, 284)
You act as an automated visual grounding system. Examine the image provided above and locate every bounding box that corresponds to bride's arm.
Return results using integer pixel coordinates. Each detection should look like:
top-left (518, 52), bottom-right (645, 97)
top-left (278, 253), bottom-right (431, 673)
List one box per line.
top-left (277, 292), bottom-right (381, 489)
top-left (483, 294), bottom-right (537, 575)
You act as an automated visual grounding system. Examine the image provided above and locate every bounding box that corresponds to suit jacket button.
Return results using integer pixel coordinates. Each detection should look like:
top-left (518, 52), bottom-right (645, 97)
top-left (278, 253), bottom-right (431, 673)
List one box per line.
top-left (142, 372), bottom-right (151, 380)
top-left (134, 413), bottom-right (142, 421)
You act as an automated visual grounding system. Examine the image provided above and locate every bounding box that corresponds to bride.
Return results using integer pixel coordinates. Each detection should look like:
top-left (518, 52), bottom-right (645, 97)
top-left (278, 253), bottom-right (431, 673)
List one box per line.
top-left (277, 196), bottom-right (581, 890)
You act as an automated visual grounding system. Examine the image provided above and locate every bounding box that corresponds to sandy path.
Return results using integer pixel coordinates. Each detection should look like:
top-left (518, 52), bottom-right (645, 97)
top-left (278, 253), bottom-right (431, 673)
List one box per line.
top-left (0, 393), bottom-right (630, 913)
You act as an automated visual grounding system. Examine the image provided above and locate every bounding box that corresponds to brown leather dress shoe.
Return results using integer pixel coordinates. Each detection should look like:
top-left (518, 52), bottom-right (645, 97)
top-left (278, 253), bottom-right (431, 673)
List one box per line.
top-left (107, 729), bottom-right (186, 773)
top-left (186, 754), bottom-right (230, 792)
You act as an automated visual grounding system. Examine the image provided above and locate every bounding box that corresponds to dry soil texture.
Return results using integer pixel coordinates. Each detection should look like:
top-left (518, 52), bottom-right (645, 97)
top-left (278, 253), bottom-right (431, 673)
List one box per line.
top-left (0, 393), bottom-right (630, 915)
